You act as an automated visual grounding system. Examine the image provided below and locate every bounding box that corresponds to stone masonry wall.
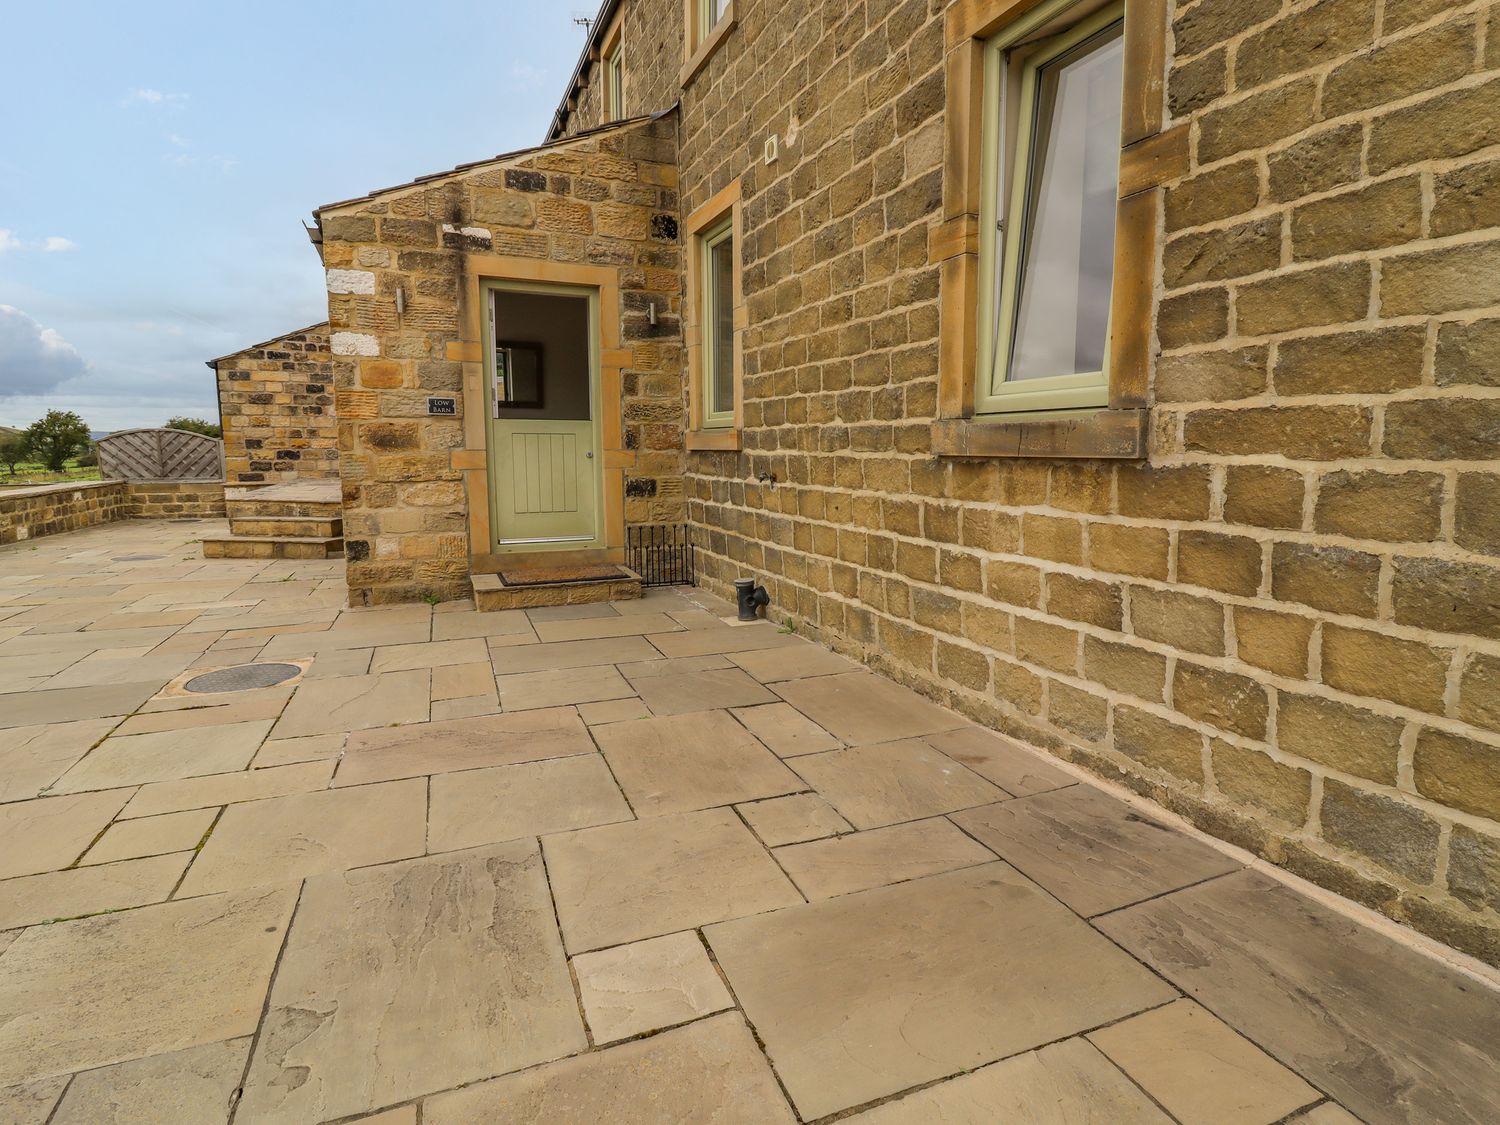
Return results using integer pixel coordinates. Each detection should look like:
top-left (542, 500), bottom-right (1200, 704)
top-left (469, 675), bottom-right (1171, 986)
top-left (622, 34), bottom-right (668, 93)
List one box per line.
top-left (0, 480), bottom-right (226, 545)
top-left (318, 115), bottom-right (684, 605)
top-left (666, 0), bottom-right (1500, 965)
top-left (213, 325), bottom-right (337, 483)
top-left (559, 1), bottom-right (684, 138)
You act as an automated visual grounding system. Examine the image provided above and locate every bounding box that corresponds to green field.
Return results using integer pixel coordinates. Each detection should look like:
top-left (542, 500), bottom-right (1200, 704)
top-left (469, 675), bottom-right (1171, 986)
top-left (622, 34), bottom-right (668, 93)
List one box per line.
top-left (0, 428), bottom-right (102, 488)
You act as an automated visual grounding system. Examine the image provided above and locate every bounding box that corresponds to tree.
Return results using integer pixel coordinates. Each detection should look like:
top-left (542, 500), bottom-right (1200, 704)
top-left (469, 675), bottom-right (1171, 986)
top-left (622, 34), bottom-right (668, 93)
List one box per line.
top-left (23, 410), bottom-right (90, 472)
top-left (0, 433), bottom-right (28, 476)
top-left (165, 416), bottom-right (222, 439)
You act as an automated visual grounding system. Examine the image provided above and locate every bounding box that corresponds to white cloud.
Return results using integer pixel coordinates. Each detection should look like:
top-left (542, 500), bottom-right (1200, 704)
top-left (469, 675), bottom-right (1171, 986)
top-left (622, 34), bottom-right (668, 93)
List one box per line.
top-left (43, 237), bottom-right (76, 253)
top-left (123, 87), bottom-right (188, 107)
top-left (0, 230), bottom-right (19, 253)
top-left (0, 305), bottom-right (88, 397)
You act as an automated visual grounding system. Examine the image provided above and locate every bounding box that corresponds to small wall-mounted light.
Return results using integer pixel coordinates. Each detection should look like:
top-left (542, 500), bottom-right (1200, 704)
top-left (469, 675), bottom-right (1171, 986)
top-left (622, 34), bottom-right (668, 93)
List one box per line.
top-left (394, 286), bottom-right (406, 317)
top-left (648, 300), bottom-right (658, 327)
top-left (764, 134), bottom-right (780, 165)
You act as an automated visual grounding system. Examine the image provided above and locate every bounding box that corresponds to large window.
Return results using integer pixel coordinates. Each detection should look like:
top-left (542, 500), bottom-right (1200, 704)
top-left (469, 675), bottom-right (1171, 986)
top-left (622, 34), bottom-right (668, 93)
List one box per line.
top-left (979, 0), bottom-right (1124, 416)
top-left (933, 0), bottom-right (1176, 459)
top-left (701, 218), bottom-right (735, 427)
top-left (685, 180), bottom-right (742, 447)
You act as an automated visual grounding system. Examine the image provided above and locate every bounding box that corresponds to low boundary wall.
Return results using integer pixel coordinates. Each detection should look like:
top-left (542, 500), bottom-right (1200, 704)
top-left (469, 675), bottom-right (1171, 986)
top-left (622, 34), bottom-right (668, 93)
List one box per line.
top-left (0, 480), bottom-right (226, 545)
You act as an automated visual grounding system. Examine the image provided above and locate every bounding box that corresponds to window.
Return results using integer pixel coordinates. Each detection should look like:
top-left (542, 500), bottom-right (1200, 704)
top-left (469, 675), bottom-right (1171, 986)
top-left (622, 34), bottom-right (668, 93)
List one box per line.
top-left (682, 0), bottom-right (735, 85)
top-left (604, 39), bottom-right (624, 121)
top-left (695, 0), bottom-right (731, 45)
top-left (701, 218), bottom-right (735, 427)
top-left (685, 180), bottom-right (743, 447)
top-left (932, 0), bottom-right (1180, 458)
top-left (979, 0), bottom-right (1123, 415)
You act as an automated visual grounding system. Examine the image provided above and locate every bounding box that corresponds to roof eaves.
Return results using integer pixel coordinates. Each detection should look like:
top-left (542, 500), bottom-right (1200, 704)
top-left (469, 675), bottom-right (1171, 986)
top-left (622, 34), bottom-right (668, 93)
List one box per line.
top-left (547, 0), bottom-right (622, 143)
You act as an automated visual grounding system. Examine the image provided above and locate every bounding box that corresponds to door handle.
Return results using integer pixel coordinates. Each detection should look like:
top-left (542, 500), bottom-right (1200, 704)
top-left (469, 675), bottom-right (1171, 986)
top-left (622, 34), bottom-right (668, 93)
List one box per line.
top-left (585, 451), bottom-right (594, 459)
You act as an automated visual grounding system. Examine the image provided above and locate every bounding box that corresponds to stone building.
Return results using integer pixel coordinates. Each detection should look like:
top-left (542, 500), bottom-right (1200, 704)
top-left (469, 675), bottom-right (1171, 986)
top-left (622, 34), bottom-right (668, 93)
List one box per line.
top-left (210, 324), bottom-right (336, 483)
top-left (308, 0), bottom-right (1500, 964)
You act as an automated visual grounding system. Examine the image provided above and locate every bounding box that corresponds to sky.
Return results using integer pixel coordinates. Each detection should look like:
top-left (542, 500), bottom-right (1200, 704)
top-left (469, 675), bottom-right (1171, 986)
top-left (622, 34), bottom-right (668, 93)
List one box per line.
top-left (0, 1), bottom-right (594, 432)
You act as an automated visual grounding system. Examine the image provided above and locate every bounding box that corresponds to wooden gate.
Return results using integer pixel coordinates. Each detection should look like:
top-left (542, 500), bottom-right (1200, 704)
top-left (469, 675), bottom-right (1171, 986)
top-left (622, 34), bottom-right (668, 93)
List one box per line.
top-left (96, 428), bottom-right (224, 481)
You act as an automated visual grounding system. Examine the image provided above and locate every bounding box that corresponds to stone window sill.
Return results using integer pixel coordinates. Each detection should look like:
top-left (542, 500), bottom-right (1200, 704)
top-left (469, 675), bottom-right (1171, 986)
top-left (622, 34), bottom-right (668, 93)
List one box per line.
top-left (685, 428), bottom-right (741, 452)
top-left (931, 409), bottom-right (1147, 459)
top-left (681, 7), bottom-right (736, 87)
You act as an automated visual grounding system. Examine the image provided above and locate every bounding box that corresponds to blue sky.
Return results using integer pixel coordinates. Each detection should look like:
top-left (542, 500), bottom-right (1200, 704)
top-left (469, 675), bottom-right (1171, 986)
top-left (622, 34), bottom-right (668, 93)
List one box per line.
top-left (0, 1), bottom-right (592, 431)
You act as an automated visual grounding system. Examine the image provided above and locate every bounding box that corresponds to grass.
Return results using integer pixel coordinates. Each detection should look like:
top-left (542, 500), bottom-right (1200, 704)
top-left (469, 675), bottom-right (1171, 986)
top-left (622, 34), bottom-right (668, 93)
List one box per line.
top-left (0, 457), bottom-right (102, 488)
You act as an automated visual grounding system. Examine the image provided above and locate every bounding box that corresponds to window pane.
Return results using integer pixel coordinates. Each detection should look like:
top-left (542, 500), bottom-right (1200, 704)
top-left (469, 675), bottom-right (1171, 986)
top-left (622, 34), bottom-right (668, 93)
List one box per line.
top-left (709, 234), bottom-right (735, 417)
top-left (1007, 23), bottom-right (1123, 384)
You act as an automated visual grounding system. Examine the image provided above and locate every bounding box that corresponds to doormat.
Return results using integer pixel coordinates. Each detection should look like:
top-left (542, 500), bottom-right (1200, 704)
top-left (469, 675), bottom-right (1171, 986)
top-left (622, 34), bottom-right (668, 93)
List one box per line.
top-left (499, 564), bottom-right (631, 587)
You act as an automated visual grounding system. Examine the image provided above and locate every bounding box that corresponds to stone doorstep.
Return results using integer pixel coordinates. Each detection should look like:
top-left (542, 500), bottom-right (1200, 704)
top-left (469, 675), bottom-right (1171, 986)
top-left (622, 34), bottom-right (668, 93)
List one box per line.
top-left (472, 569), bottom-right (644, 611)
top-left (202, 535), bottom-right (344, 561)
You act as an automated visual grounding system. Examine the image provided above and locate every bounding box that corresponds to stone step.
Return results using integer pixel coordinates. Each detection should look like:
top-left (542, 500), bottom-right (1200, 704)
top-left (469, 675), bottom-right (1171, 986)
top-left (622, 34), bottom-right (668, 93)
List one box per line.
top-left (230, 515), bottom-right (343, 538)
top-left (472, 568), bottom-right (644, 611)
top-left (225, 498), bottom-right (344, 520)
top-left (202, 535), bottom-right (344, 561)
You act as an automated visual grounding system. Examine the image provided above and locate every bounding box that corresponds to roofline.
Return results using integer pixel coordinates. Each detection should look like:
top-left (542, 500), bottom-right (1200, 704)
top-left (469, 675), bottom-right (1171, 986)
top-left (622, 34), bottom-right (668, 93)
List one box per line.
top-left (312, 110), bottom-right (669, 217)
top-left (547, 0), bottom-right (622, 143)
top-left (204, 321), bottom-right (330, 369)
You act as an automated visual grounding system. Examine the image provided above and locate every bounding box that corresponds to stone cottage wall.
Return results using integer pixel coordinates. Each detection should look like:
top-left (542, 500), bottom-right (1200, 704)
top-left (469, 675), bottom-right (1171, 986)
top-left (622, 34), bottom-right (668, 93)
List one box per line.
top-left (558, 0), bottom-right (685, 138)
top-left (213, 325), bottom-right (336, 483)
top-left (317, 115), bottom-right (684, 605)
top-left (670, 0), bottom-right (1500, 965)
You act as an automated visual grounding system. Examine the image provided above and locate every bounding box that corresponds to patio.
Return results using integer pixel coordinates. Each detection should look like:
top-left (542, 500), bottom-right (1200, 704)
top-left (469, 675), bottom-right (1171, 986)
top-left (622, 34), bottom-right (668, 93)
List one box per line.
top-left (1, 518), bottom-right (1498, 1124)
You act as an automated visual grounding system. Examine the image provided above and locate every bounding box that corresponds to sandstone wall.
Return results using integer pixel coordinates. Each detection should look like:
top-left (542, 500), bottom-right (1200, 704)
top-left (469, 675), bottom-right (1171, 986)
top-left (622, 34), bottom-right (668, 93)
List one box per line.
top-left (213, 324), bottom-right (337, 483)
top-left (669, 0), bottom-right (1500, 965)
top-left (317, 115), bottom-right (684, 605)
top-left (0, 480), bottom-right (226, 545)
top-left (558, 0), bottom-right (685, 138)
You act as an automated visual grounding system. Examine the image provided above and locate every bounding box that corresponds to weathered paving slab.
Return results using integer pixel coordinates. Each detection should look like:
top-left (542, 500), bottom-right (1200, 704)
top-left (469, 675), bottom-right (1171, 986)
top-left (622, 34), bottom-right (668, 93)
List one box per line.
top-left (544, 808), bottom-right (802, 952)
top-left (0, 886), bottom-right (295, 1086)
top-left (50, 1038), bottom-right (250, 1125)
top-left (706, 863), bottom-right (1175, 1120)
top-left (1099, 870), bottom-right (1500, 1125)
top-left (571, 931), bottom-right (734, 1043)
top-left (335, 707), bottom-right (594, 786)
top-left (0, 789), bottom-right (131, 878)
top-left (843, 1037), bottom-right (1172, 1124)
top-left (592, 710), bottom-right (805, 816)
top-left (427, 754), bottom-right (632, 852)
top-left (237, 842), bottom-right (585, 1124)
top-left (774, 672), bottom-right (967, 745)
top-left (422, 1013), bottom-right (795, 1124)
top-left (952, 784), bottom-right (1242, 916)
top-left (177, 779), bottom-right (427, 896)
top-left (774, 816), bottom-right (995, 900)
top-left (0, 853), bottom-right (190, 930)
top-left (0, 719), bottom-right (117, 802)
top-left (789, 737), bottom-right (1007, 828)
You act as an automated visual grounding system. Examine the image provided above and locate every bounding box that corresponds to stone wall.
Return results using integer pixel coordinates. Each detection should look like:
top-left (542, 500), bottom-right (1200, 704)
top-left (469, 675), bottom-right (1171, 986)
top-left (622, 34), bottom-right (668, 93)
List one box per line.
top-left (316, 115), bottom-right (684, 605)
top-left (660, 0), bottom-right (1500, 965)
top-left (556, 0), bottom-right (684, 138)
top-left (213, 324), bottom-right (337, 483)
top-left (0, 480), bottom-right (226, 545)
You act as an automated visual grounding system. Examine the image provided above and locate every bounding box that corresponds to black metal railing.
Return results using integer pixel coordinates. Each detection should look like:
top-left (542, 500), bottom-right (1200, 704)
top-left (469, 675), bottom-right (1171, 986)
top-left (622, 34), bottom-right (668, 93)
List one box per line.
top-left (628, 524), bottom-right (695, 587)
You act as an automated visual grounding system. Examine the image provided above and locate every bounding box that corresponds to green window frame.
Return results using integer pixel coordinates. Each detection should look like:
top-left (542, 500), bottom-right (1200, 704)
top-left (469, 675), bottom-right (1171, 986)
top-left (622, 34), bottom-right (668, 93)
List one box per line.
top-left (700, 216), bottom-right (736, 429)
top-left (604, 41), bottom-right (624, 120)
top-left (976, 0), bottom-right (1125, 417)
top-left (696, 0), bottom-right (729, 46)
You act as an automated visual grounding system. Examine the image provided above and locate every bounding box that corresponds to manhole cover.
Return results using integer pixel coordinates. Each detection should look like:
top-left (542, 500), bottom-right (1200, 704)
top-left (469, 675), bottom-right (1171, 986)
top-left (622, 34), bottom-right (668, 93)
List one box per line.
top-left (184, 663), bottom-right (301, 694)
top-left (112, 554), bottom-right (165, 561)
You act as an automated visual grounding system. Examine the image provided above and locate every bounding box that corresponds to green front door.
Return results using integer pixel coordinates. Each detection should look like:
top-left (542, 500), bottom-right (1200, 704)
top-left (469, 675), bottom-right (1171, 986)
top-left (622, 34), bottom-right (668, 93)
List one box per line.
top-left (484, 281), bottom-right (603, 552)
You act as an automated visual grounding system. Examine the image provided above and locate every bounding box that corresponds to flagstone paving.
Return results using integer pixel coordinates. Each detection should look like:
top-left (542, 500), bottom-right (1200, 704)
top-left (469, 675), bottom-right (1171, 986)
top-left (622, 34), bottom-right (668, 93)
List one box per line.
top-left (0, 520), bottom-right (1497, 1123)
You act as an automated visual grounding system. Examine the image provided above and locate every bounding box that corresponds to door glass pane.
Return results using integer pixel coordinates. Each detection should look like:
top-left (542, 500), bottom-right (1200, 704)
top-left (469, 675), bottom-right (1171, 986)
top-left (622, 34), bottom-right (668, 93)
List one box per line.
top-left (491, 290), bottom-right (591, 422)
top-left (1007, 23), bottom-right (1123, 383)
top-left (708, 234), bottom-right (735, 417)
